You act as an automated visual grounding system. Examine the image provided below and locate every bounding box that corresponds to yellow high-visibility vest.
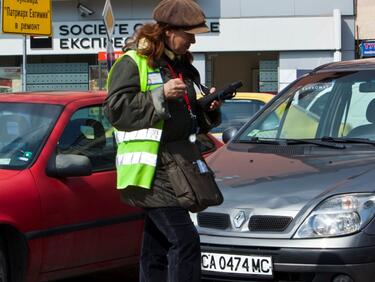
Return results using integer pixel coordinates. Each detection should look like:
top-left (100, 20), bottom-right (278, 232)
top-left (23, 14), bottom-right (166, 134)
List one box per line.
top-left (108, 50), bottom-right (164, 189)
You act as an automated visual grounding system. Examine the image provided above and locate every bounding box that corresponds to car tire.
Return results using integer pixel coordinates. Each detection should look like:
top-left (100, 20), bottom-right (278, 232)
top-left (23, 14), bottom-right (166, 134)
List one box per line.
top-left (0, 240), bottom-right (8, 282)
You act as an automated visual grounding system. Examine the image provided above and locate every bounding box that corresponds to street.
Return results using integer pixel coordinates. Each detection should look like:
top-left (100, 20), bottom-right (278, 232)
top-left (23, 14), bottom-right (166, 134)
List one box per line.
top-left (56, 267), bottom-right (138, 282)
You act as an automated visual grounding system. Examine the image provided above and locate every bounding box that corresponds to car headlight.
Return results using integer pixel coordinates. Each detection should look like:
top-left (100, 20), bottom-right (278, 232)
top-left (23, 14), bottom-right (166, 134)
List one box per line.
top-left (294, 193), bottom-right (375, 238)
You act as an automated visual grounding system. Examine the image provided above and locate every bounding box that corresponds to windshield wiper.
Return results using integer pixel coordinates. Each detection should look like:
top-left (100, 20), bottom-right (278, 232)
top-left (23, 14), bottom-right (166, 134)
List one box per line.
top-left (285, 138), bottom-right (346, 149)
top-left (239, 137), bottom-right (345, 148)
top-left (321, 136), bottom-right (375, 146)
top-left (238, 137), bottom-right (282, 145)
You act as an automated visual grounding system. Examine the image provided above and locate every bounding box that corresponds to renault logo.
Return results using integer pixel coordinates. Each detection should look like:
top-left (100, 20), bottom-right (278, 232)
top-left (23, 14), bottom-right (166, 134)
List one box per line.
top-left (233, 211), bottom-right (246, 228)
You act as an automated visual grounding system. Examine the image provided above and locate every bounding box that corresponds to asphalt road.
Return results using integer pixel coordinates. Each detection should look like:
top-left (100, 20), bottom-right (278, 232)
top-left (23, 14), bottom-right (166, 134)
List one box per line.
top-left (55, 267), bottom-right (138, 282)
top-left (56, 268), bottom-right (212, 282)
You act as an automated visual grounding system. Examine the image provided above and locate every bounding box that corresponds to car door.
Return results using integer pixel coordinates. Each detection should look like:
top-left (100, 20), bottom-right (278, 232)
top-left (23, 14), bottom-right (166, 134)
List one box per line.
top-left (32, 102), bottom-right (144, 272)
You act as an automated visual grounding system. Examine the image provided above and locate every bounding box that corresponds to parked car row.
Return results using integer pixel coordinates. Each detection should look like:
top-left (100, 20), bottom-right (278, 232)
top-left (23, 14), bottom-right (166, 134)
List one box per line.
top-left (2, 58), bottom-right (375, 282)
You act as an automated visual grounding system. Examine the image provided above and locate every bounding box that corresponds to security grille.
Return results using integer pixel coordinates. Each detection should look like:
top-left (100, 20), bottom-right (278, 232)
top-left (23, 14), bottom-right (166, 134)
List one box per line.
top-left (198, 212), bottom-right (230, 230)
top-left (249, 215), bottom-right (293, 232)
top-left (26, 63), bottom-right (89, 91)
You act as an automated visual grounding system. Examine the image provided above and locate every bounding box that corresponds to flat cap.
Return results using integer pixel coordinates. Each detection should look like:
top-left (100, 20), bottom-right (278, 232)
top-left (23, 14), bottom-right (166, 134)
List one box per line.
top-left (153, 0), bottom-right (209, 34)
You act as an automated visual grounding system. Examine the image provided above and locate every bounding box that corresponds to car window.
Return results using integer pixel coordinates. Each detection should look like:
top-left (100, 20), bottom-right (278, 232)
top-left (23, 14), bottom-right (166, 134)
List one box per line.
top-left (57, 106), bottom-right (116, 171)
top-left (239, 80), bottom-right (335, 140)
top-left (278, 83), bottom-right (333, 139)
top-left (308, 93), bottom-right (330, 116)
top-left (211, 99), bottom-right (265, 133)
top-left (342, 80), bottom-right (375, 138)
top-left (0, 103), bottom-right (62, 169)
top-left (238, 70), bottom-right (375, 142)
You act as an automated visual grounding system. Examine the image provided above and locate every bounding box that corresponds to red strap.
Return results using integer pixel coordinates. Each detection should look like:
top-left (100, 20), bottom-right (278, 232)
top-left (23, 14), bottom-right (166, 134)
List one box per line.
top-left (166, 63), bottom-right (192, 112)
top-left (178, 73), bottom-right (192, 112)
top-left (166, 63), bottom-right (177, 79)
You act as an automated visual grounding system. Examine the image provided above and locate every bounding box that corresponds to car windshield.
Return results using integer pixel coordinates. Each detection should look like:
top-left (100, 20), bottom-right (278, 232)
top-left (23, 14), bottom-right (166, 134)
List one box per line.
top-left (211, 99), bottom-right (265, 133)
top-left (0, 103), bottom-right (62, 170)
top-left (237, 70), bottom-right (375, 143)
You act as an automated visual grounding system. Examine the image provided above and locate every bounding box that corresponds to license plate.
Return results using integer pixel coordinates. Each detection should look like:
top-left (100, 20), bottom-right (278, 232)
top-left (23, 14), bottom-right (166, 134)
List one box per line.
top-left (201, 252), bottom-right (273, 276)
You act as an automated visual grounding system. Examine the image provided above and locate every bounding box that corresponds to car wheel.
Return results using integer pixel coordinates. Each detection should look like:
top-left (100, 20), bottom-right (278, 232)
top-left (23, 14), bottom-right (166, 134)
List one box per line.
top-left (0, 242), bottom-right (8, 282)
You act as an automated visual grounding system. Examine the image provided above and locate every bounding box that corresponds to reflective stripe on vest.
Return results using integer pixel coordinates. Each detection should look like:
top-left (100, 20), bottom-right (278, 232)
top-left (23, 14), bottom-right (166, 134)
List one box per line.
top-left (108, 50), bottom-right (164, 189)
top-left (114, 128), bottom-right (162, 143)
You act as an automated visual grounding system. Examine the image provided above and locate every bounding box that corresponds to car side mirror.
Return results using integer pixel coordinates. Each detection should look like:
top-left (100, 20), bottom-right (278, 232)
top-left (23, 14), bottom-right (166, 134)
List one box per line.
top-left (46, 154), bottom-right (92, 178)
top-left (222, 127), bottom-right (238, 144)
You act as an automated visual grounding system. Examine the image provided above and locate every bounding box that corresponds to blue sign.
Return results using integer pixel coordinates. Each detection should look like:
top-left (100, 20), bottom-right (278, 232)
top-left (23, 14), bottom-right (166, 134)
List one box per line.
top-left (360, 41), bottom-right (375, 57)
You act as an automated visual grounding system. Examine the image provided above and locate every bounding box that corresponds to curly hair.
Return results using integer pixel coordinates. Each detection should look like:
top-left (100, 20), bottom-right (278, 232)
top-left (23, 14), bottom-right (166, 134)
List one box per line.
top-left (124, 23), bottom-right (193, 68)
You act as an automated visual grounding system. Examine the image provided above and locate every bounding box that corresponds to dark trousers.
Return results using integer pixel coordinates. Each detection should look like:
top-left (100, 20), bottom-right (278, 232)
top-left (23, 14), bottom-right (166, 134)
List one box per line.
top-left (140, 207), bottom-right (201, 282)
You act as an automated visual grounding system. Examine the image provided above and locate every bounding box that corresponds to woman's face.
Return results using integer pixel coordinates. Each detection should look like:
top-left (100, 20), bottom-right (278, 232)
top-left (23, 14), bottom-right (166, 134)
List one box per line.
top-left (165, 29), bottom-right (196, 55)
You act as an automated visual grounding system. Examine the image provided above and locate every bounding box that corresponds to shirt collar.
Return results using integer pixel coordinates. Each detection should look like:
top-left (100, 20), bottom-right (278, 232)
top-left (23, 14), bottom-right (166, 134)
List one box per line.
top-left (164, 48), bottom-right (176, 61)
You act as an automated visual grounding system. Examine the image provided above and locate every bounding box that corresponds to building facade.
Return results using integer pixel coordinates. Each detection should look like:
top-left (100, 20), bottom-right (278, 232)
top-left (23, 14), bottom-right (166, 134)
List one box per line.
top-left (0, 0), bottom-right (355, 93)
top-left (355, 0), bottom-right (375, 58)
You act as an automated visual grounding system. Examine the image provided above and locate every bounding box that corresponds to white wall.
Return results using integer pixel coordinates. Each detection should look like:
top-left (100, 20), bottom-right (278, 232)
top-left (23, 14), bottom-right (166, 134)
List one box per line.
top-left (355, 0), bottom-right (375, 40)
top-left (192, 17), bottom-right (335, 52)
top-left (279, 51), bottom-right (334, 91)
top-left (49, 0), bottom-right (354, 20)
top-left (0, 16), bottom-right (341, 55)
top-left (0, 0), bottom-right (356, 92)
top-left (192, 53), bottom-right (206, 84)
top-left (218, 0), bottom-right (354, 17)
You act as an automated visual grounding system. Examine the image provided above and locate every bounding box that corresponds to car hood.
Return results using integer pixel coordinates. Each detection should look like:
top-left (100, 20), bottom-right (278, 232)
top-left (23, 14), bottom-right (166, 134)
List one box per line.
top-left (208, 145), bottom-right (375, 211)
top-left (0, 169), bottom-right (22, 181)
top-left (198, 144), bottom-right (375, 238)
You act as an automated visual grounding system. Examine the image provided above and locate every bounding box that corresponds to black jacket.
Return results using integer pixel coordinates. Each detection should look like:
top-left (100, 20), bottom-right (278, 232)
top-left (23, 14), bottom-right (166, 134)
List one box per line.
top-left (104, 49), bottom-right (221, 208)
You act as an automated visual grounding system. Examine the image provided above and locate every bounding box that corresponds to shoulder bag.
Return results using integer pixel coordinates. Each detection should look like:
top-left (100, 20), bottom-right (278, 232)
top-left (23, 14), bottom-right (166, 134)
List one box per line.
top-left (164, 140), bottom-right (223, 213)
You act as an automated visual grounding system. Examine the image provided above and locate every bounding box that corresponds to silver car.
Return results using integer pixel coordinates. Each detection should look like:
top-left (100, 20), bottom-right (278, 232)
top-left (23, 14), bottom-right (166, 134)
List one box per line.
top-left (195, 58), bottom-right (375, 282)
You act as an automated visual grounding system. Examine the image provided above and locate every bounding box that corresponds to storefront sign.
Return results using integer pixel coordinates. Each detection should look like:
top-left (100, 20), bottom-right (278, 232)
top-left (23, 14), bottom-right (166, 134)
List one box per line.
top-left (57, 20), bottom-right (220, 52)
top-left (2, 0), bottom-right (52, 36)
top-left (360, 41), bottom-right (375, 57)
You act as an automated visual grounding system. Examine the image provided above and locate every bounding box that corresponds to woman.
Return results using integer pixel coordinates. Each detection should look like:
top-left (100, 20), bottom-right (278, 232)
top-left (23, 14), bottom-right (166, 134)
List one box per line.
top-left (104, 0), bottom-right (221, 281)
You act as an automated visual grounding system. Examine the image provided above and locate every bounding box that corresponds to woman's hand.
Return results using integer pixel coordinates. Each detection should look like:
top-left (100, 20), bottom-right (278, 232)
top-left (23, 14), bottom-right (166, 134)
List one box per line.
top-left (163, 78), bottom-right (187, 100)
top-left (208, 87), bottom-right (222, 111)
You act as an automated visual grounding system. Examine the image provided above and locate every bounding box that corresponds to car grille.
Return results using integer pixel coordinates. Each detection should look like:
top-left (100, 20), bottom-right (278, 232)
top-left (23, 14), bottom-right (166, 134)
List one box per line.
top-left (198, 212), bottom-right (230, 230)
top-left (198, 213), bottom-right (293, 232)
top-left (249, 215), bottom-right (293, 232)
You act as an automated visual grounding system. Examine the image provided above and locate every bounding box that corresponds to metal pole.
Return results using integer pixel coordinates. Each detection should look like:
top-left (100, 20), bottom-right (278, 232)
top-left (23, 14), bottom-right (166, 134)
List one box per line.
top-left (22, 35), bottom-right (27, 91)
top-left (333, 9), bottom-right (342, 62)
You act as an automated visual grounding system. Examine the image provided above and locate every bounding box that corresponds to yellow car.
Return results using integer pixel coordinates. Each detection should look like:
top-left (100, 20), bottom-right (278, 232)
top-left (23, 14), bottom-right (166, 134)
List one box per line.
top-left (209, 92), bottom-right (275, 138)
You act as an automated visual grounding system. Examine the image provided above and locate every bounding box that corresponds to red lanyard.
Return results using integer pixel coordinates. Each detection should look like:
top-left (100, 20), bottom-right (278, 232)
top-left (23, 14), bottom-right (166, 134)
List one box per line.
top-left (165, 63), bottom-right (198, 137)
top-left (166, 63), bottom-right (192, 113)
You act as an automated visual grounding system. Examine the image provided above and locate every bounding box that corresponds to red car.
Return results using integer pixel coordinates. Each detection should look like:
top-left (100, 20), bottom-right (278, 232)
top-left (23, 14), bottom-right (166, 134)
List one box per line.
top-left (0, 91), bottom-right (221, 282)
